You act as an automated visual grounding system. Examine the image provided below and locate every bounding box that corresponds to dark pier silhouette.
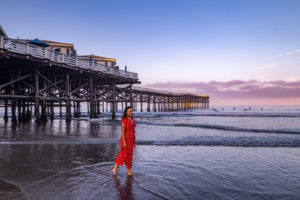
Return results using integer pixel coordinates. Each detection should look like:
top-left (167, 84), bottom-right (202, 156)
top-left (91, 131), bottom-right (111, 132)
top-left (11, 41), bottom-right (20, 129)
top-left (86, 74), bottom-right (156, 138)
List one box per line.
top-left (0, 26), bottom-right (209, 124)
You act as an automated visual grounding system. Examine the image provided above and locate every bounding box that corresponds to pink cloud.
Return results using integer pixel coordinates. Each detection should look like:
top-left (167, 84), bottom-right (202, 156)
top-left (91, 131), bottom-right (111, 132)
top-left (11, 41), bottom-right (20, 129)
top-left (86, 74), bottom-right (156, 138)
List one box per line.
top-left (142, 80), bottom-right (300, 106)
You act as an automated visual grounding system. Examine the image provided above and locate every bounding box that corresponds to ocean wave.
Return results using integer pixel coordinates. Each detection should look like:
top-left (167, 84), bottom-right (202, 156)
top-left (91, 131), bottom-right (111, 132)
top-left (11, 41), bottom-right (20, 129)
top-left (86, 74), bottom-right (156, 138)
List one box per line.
top-left (144, 138), bottom-right (300, 147)
top-left (133, 112), bottom-right (300, 118)
top-left (1, 138), bottom-right (300, 147)
top-left (137, 121), bottom-right (300, 134)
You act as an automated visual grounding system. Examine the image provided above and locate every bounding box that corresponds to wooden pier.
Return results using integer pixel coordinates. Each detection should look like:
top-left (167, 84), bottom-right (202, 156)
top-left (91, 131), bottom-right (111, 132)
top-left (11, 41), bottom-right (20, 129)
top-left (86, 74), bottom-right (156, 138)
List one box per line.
top-left (0, 29), bottom-right (209, 124)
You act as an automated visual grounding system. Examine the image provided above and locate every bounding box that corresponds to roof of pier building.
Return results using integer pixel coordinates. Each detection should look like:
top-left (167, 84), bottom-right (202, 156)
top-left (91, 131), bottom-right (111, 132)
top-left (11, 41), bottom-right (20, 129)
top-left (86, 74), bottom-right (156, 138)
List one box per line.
top-left (11, 39), bottom-right (75, 49)
top-left (12, 38), bottom-right (76, 56)
top-left (42, 40), bottom-right (74, 48)
top-left (78, 54), bottom-right (117, 62)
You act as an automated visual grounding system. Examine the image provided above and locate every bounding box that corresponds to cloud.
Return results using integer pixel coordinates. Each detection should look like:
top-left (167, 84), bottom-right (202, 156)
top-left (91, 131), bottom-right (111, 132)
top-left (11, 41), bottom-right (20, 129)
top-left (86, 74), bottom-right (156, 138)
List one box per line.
top-left (259, 64), bottom-right (278, 70)
top-left (142, 80), bottom-right (300, 100)
top-left (280, 49), bottom-right (300, 56)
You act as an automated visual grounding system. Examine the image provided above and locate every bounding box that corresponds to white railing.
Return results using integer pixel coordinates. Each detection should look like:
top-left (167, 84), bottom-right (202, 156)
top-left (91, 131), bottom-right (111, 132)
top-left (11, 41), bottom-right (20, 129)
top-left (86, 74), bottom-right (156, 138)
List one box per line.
top-left (133, 73), bottom-right (138, 79)
top-left (0, 36), bottom-right (138, 80)
top-left (118, 71), bottom-right (138, 79)
top-left (3, 39), bottom-right (27, 54)
top-left (28, 44), bottom-right (45, 58)
top-left (113, 67), bottom-right (119, 76)
top-left (132, 86), bottom-right (206, 97)
top-left (133, 86), bottom-right (173, 95)
top-left (115, 85), bottom-right (204, 97)
top-left (119, 70), bottom-right (127, 78)
top-left (77, 59), bottom-right (107, 72)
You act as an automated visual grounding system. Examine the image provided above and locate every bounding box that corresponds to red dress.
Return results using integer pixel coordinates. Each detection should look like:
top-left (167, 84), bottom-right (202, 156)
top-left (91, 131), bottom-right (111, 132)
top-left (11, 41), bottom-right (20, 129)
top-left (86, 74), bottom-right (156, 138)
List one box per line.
top-left (115, 117), bottom-right (136, 169)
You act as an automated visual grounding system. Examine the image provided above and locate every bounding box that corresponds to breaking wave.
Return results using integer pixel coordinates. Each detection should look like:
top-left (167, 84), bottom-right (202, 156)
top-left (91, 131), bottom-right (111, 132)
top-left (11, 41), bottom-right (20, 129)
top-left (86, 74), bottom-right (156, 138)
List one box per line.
top-left (1, 137), bottom-right (300, 147)
top-left (137, 121), bottom-right (300, 134)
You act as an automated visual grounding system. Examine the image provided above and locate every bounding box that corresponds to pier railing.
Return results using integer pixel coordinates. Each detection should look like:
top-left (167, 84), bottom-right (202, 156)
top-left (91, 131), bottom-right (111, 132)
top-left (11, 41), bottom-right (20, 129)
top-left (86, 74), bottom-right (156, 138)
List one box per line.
top-left (0, 36), bottom-right (138, 80)
top-left (130, 86), bottom-right (205, 97)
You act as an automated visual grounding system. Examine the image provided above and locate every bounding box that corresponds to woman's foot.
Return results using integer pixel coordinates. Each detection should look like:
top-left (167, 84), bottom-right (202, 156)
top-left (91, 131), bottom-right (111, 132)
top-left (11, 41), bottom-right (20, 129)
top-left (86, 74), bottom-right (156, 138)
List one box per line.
top-left (127, 170), bottom-right (134, 176)
top-left (112, 168), bottom-right (117, 176)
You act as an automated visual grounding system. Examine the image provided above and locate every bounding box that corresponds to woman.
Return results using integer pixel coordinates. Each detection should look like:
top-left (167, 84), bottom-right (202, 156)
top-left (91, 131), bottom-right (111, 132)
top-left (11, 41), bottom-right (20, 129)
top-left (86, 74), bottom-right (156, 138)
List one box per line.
top-left (112, 106), bottom-right (136, 176)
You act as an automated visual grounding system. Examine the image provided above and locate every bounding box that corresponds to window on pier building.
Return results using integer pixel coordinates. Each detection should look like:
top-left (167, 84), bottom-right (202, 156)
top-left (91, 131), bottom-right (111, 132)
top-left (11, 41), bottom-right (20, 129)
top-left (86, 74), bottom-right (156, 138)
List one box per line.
top-left (67, 48), bottom-right (70, 56)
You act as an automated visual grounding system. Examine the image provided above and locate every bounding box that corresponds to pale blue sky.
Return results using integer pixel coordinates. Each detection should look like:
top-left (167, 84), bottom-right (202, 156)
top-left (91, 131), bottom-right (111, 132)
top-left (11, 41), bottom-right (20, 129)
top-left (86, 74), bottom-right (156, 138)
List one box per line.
top-left (1, 0), bottom-right (300, 85)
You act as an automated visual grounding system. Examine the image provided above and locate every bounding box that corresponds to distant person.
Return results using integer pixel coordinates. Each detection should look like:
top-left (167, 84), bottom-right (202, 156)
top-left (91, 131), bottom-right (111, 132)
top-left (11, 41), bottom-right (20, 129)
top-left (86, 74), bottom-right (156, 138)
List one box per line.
top-left (89, 57), bottom-right (92, 69)
top-left (49, 45), bottom-right (54, 59)
top-left (112, 106), bottom-right (136, 176)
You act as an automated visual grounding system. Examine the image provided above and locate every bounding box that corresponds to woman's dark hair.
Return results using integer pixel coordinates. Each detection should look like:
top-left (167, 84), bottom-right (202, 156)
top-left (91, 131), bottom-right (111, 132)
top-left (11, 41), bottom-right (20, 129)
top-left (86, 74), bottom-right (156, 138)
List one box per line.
top-left (122, 106), bottom-right (133, 119)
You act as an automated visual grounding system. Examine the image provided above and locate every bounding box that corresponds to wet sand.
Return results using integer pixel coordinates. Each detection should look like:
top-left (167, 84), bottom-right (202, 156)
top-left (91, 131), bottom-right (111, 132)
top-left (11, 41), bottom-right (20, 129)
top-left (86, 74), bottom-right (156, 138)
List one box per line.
top-left (0, 179), bottom-right (27, 200)
top-left (1, 108), bottom-right (300, 199)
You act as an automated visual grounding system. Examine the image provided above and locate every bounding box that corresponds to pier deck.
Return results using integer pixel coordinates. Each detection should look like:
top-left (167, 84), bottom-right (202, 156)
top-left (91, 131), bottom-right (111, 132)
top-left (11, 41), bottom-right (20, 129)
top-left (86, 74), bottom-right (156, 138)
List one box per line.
top-left (0, 33), bottom-right (209, 123)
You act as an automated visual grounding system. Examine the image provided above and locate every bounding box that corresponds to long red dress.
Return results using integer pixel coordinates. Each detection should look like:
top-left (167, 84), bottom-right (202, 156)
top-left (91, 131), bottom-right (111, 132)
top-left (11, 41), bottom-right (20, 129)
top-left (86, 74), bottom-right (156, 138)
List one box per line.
top-left (115, 117), bottom-right (136, 169)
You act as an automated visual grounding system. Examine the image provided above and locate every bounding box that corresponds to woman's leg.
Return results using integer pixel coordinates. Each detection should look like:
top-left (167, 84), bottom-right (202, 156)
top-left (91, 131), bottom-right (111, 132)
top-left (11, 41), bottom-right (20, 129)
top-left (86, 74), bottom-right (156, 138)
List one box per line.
top-left (126, 148), bottom-right (134, 176)
top-left (112, 163), bottom-right (119, 176)
top-left (113, 139), bottom-right (124, 175)
top-left (127, 168), bottom-right (134, 176)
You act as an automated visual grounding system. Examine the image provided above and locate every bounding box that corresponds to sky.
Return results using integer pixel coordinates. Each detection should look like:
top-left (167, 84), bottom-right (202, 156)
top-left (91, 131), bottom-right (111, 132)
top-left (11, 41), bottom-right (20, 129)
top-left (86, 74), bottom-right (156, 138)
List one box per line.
top-left (1, 0), bottom-right (300, 106)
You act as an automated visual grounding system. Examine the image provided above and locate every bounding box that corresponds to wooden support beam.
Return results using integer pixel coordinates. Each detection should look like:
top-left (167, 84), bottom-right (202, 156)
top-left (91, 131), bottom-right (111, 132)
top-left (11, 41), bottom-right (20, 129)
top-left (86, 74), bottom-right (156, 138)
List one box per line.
top-left (70, 82), bottom-right (88, 94)
top-left (9, 74), bottom-right (17, 124)
top-left (50, 101), bottom-right (54, 120)
top-left (89, 77), bottom-right (94, 118)
top-left (59, 91), bottom-right (62, 117)
top-left (153, 96), bottom-right (156, 112)
top-left (65, 73), bottom-right (71, 122)
top-left (39, 79), bottom-right (64, 94)
top-left (4, 99), bottom-right (8, 122)
top-left (130, 84), bottom-right (133, 108)
top-left (17, 100), bottom-right (22, 123)
top-left (41, 79), bottom-right (47, 122)
top-left (37, 72), bottom-right (64, 93)
top-left (147, 95), bottom-right (150, 112)
top-left (11, 99), bottom-right (17, 124)
top-left (97, 101), bottom-right (100, 115)
top-left (112, 82), bottom-right (116, 119)
top-left (0, 73), bottom-right (31, 90)
top-left (140, 94), bottom-right (143, 112)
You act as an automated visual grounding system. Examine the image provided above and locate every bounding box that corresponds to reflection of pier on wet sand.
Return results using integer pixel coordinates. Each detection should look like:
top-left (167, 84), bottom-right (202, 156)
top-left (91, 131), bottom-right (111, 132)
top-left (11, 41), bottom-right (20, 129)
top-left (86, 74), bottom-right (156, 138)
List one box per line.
top-left (0, 26), bottom-right (209, 124)
top-left (0, 179), bottom-right (27, 200)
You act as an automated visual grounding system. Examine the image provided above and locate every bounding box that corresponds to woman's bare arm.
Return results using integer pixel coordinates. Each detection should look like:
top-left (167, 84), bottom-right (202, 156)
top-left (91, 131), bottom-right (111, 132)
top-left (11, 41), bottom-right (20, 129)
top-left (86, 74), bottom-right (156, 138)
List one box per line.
top-left (121, 122), bottom-right (127, 147)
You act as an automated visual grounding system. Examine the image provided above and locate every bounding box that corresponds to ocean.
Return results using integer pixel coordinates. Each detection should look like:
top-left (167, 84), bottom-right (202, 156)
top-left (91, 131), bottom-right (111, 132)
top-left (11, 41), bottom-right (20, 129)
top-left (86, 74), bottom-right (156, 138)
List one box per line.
top-left (0, 105), bottom-right (300, 200)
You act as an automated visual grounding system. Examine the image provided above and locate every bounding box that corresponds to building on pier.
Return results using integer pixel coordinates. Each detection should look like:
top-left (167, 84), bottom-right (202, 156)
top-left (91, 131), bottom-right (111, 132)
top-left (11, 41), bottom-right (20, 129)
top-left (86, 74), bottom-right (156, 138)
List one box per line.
top-left (43, 40), bottom-right (76, 56)
top-left (78, 54), bottom-right (116, 68)
top-left (11, 39), bottom-right (77, 56)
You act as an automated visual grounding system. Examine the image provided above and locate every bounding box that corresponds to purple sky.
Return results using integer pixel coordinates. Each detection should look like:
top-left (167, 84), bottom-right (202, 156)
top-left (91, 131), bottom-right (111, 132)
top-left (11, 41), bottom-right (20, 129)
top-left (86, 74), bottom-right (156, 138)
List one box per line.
top-left (143, 80), bottom-right (300, 106)
top-left (1, 0), bottom-right (300, 106)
